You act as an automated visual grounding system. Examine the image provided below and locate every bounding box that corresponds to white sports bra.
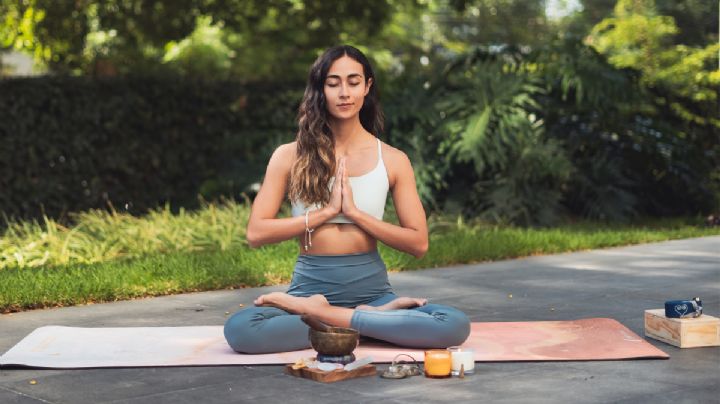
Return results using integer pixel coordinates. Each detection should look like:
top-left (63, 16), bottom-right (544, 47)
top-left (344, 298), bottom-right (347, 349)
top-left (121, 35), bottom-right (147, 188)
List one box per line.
top-left (291, 138), bottom-right (389, 224)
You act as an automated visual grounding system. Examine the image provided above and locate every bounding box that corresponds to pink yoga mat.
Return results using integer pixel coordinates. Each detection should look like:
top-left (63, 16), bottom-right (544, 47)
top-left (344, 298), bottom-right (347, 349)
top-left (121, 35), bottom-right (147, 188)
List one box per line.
top-left (0, 318), bottom-right (668, 369)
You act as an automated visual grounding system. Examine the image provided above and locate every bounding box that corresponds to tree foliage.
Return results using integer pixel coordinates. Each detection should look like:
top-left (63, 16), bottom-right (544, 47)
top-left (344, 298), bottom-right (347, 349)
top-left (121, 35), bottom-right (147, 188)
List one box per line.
top-left (1, 0), bottom-right (718, 224)
top-left (0, 0), bottom-right (413, 78)
top-left (588, 0), bottom-right (719, 128)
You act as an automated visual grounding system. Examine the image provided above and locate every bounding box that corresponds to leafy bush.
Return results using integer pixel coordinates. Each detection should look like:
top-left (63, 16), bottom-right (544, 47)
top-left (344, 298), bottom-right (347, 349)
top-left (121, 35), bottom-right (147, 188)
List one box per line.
top-left (386, 41), bottom-right (717, 225)
top-left (0, 76), bottom-right (300, 222)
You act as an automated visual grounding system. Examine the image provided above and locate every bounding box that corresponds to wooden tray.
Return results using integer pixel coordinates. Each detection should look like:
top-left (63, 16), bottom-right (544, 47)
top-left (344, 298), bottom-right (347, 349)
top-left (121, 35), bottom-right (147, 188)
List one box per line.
top-left (284, 364), bottom-right (377, 383)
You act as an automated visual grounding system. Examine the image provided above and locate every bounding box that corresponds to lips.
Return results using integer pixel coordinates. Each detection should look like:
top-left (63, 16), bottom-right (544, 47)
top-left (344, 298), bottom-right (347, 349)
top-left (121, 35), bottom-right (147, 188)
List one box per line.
top-left (337, 103), bottom-right (353, 108)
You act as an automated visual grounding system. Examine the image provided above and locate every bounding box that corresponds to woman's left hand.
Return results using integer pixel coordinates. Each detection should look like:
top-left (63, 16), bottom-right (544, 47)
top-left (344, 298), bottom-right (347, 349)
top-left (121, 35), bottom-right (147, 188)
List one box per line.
top-left (340, 157), bottom-right (358, 217)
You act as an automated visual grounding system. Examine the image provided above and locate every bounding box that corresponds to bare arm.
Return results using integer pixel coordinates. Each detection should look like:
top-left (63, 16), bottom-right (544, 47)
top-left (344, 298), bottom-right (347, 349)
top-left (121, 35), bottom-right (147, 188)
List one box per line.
top-left (246, 143), bottom-right (340, 248)
top-left (343, 150), bottom-right (429, 258)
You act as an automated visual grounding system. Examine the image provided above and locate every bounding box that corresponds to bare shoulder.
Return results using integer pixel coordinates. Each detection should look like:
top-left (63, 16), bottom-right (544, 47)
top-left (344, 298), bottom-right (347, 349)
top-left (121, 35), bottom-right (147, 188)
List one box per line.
top-left (380, 141), bottom-right (413, 185)
top-left (268, 141), bottom-right (298, 171)
top-left (273, 141), bottom-right (298, 160)
top-left (382, 141), bottom-right (412, 167)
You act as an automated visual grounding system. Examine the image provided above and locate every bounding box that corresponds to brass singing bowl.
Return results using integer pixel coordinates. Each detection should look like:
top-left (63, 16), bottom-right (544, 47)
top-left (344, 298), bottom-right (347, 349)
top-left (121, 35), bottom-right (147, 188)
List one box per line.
top-left (308, 327), bottom-right (359, 356)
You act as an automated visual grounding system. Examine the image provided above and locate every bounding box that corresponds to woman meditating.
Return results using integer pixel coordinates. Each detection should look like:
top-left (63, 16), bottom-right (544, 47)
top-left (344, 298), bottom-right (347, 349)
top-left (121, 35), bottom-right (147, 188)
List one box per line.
top-left (224, 45), bottom-right (470, 354)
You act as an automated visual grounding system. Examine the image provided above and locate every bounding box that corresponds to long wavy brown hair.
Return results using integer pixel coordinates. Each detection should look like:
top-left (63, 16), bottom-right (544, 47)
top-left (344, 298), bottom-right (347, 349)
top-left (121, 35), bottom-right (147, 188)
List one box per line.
top-left (288, 45), bottom-right (384, 206)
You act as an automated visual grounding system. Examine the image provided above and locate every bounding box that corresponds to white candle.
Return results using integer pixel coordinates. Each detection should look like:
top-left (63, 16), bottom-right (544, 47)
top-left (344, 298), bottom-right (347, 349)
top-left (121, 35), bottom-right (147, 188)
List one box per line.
top-left (448, 347), bottom-right (475, 375)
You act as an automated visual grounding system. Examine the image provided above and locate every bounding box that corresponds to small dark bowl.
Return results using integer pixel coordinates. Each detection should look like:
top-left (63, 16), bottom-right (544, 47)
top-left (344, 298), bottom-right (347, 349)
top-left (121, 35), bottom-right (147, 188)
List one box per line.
top-left (316, 353), bottom-right (356, 365)
top-left (309, 327), bottom-right (359, 356)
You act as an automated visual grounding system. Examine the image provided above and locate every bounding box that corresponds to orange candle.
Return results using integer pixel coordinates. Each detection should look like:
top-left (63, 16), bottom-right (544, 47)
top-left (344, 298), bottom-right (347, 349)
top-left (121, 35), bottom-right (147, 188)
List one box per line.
top-left (424, 349), bottom-right (452, 378)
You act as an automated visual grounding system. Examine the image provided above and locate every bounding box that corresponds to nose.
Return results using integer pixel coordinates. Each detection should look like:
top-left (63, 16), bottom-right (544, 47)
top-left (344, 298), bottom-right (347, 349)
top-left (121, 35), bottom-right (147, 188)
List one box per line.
top-left (339, 83), bottom-right (349, 99)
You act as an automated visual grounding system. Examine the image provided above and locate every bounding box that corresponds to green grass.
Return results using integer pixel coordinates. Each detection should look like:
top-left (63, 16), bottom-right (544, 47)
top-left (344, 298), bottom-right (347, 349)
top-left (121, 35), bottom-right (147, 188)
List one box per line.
top-left (1, 205), bottom-right (718, 312)
top-left (0, 241), bottom-right (297, 312)
top-left (0, 199), bottom-right (249, 270)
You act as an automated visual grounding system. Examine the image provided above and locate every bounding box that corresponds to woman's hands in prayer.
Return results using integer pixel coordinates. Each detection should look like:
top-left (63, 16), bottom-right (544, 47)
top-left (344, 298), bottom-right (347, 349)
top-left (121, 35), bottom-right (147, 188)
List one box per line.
top-left (340, 157), bottom-right (358, 217)
top-left (326, 157), bottom-right (358, 218)
top-left (327, 158), bottom-right (344, 215)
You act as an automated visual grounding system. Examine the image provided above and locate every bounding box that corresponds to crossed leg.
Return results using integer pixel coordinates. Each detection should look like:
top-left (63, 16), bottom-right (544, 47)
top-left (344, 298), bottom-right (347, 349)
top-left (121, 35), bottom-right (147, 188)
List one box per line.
top-left (254, 292), bottom-right (428, 328)
top-left (225, 292), bottom-right (470, 354)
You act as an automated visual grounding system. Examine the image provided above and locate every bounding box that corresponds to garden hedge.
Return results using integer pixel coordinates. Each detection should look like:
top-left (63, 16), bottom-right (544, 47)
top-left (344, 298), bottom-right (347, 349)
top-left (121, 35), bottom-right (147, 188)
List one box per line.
top-left (0, 76), bottom-right (302, 221)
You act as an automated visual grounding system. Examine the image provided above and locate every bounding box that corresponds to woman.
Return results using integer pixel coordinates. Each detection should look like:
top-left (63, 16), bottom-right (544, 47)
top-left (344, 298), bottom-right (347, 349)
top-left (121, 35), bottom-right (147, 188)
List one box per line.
top-left (224, 45), bottom-right (470, 354)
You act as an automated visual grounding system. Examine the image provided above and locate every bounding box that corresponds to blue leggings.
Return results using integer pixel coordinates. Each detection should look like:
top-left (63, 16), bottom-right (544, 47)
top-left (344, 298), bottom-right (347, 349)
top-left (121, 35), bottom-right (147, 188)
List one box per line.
top-left (224, 251), bottom-right (470, 354)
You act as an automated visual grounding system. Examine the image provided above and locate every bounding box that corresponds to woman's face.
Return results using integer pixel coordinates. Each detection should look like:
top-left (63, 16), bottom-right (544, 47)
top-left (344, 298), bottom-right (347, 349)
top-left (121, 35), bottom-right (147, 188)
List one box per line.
top-left (323, 55), bottom-right (372, 121)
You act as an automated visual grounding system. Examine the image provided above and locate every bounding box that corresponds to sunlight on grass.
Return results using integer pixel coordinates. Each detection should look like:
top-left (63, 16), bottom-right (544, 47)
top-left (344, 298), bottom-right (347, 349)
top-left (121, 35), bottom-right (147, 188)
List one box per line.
top-left (1, 200), bottom-right (718, 312)
top-left (0, 199), bottom-right (249, 270)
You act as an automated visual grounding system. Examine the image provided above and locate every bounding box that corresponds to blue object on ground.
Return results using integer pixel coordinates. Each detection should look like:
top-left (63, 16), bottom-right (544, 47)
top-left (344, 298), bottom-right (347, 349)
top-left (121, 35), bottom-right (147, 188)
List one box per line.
top-left (665, 297), bottom-right (703, 318)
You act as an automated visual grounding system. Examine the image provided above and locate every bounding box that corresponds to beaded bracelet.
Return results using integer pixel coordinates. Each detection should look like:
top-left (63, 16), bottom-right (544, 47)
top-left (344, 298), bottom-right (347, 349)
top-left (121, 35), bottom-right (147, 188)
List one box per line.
top-left (304, 210), bottom-right (314, 251)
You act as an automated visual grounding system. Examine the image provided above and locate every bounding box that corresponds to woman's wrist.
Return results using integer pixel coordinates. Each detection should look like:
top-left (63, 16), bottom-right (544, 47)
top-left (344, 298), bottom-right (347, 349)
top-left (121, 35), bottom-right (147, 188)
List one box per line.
top-left (343, 206), bottom-right (362, 221)
top-left (318, 206), bottom-right (339, 222)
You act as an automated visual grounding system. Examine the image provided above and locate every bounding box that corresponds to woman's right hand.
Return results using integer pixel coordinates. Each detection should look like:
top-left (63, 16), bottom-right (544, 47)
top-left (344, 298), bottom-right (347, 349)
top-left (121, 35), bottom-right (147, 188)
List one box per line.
top-left (326, 158), bottom-right (344, 215)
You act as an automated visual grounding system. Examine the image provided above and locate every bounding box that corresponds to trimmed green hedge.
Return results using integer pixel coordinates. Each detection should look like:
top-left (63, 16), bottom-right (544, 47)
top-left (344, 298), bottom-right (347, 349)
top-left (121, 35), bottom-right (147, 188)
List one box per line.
top-left (0, 76), bottom-right (301, 221)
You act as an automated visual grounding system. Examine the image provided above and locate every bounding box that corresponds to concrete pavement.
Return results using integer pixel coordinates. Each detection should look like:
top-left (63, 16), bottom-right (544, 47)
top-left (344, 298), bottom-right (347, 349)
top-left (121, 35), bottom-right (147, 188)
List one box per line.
top-left (1, 236), bottom-right (718, 403)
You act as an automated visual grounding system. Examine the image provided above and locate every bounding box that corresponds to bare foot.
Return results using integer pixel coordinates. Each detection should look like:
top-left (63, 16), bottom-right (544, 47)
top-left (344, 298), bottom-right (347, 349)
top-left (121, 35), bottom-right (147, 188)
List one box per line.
top-left (356, 297), bottom-right (428, 311)
top-left (254, 292), bottom-right (328, 315)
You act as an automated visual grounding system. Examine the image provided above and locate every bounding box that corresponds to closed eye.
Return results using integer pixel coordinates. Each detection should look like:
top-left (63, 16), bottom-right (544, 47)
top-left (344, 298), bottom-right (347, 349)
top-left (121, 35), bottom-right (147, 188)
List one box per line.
top-left (325, 81), bottom-right (362, 87)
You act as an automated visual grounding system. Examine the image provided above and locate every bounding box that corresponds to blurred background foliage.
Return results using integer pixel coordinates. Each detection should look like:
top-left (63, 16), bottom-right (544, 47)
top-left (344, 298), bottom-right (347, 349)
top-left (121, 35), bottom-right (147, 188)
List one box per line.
top-left (1, 0), bottom-right (718, 226)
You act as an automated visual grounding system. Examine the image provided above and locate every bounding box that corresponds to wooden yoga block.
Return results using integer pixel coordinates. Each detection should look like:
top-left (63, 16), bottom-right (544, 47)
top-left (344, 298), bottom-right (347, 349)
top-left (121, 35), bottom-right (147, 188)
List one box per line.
top-left (285, 364), bottom-right (377, 383)
top-left (644, 309), bottom-right (720, 348)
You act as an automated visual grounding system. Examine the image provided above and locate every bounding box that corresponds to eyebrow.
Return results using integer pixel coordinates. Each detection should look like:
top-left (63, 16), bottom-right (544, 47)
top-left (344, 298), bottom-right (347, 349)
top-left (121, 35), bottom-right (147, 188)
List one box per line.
top-left (326, 73), bottom-right (364, 80)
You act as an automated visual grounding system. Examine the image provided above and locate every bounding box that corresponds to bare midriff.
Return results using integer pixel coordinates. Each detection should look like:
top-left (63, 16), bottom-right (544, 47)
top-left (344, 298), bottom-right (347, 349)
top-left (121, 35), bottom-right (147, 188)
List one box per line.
top-left (296, 223), bottom-right (376, 255)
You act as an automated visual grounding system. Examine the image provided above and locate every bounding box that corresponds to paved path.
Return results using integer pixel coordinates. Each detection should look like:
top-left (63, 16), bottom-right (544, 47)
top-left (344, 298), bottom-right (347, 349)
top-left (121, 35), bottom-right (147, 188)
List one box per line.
top-left (1, 237), bottom-right (718, 403)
